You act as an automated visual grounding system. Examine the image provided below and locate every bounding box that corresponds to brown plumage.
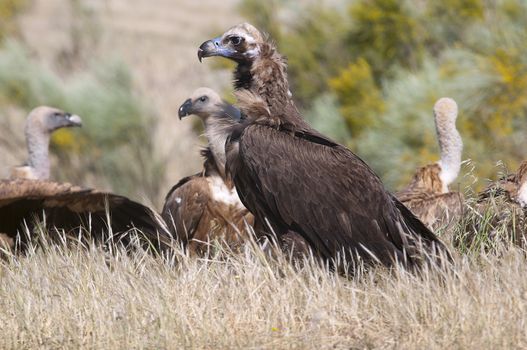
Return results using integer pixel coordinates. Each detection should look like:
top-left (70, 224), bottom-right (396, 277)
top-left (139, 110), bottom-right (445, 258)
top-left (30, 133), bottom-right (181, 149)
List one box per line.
top-left (0, 107), bottom-right (172, 253)
top-left (0, 179), bottom-right (172, 252)
top-left (199, 25), bottom-right (450, 269)
top-left (461, 161), bottom-right (527, 248)
top-left (162, 88), bottom-right (253, 255)
top-left (198, 23), bottom-right (307, 128)
top-left (199, 24), bottom-right (315, 255)
top-left (396, 98), bottom-right (464, 230)
top-left (479, 161), bottom-right (527, 206)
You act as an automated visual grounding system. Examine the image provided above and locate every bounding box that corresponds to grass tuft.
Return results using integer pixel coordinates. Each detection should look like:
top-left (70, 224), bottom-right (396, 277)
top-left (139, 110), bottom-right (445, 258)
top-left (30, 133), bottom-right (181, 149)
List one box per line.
top-left (1, 214), bottom-right (527, 348)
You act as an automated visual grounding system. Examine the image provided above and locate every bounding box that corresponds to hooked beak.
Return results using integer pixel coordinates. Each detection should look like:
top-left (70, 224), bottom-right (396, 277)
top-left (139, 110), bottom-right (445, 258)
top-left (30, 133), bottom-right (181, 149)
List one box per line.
top-left (65, 113), bottom-right (82, 127)
top-left (178, 99), bottom-right (193, 119)
top-left (198, 36), bottom-right (237, 62)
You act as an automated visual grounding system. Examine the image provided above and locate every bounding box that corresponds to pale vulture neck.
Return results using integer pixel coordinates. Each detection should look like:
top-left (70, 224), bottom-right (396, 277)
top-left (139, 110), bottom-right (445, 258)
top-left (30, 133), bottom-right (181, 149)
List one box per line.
top-left (435, 103), bottom-right (462, 193)
top-left (204, 116), bottom-right (231, 178)
top-left (25, 122), bottom-right (51, 180)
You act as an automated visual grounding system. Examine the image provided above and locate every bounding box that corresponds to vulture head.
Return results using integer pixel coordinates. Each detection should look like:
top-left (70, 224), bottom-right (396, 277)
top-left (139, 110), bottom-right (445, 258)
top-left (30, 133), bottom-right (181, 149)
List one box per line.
top-left (178, 87), bottom-right (241, 122)
top-left (26, 106), bottom-right (82, 135)
top-left (13, 107), bottom-right (83, 180)
top-left (28, 106), bottom-right (83, 132)
top-left (178, 88), bottom-right (242, 177)
top-left (197, 23), bottom-right (264, 63)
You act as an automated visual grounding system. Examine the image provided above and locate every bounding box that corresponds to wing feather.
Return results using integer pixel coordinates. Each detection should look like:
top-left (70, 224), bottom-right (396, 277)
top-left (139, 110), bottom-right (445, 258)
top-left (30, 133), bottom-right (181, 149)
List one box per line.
top-left (161, 175), bottom-right (209, 245)
top-left (232, 124), bottom-right (444, 266)
top-left (0, 179), bottom-right (172, 252)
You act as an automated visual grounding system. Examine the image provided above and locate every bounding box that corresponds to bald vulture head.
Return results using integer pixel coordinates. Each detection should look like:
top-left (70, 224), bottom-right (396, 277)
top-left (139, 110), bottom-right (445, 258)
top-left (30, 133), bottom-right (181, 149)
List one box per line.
top-left (178, 88), bottom-right (242, 176)
top-left (12, 106), bottom-right (82, 180)
top-left (433, 98), bottom-right (462, 193)
top-left (178, 87), bottom-right (241, 122)
top-left (26, 106), bottom-right (83, 134)
top-left (198, 23), bottom-right (265, 63)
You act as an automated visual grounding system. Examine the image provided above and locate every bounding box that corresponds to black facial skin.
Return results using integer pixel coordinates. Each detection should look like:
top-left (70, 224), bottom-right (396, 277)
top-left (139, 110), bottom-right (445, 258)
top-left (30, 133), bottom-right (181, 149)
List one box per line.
top-left (197, 35), bottom-right (248, 63)
top-left (178, 97), bottom-right (243, 123)
top-left (48, 111), bottom-right (82, 131)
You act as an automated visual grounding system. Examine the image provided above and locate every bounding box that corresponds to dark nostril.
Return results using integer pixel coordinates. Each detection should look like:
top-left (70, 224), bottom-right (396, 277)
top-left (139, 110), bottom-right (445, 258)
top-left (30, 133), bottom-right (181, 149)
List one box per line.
top-left (214, 40), bottom-right (220, 47)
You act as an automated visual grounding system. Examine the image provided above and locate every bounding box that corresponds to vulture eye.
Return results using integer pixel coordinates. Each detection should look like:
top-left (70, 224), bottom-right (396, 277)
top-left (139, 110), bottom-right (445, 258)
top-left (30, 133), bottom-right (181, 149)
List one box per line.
top-left (199, 96), bottom-right (208, 102)
top-left (230, 36), bottom-right (243, 46)
top-left (53, 112), bottom-right (62, 118)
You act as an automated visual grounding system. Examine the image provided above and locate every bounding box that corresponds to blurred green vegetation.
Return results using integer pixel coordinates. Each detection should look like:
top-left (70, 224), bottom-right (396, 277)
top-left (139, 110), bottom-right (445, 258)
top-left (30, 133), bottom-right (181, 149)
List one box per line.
top-left (0, 40), bottom-right (163, 201)
top-left (0, 1), bottom-right (165, 202)
top-left (240, 0), bottom-right (527, 190)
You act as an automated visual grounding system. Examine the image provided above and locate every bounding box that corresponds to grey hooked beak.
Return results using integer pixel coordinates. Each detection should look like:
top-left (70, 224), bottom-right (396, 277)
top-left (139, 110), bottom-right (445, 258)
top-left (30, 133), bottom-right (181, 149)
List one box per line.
top-left (178, 99), bottom-right (193, 119)
top-left (65, 113), bottom-right (82, 127)
top-left (198, 36), bottom-right (238, 62)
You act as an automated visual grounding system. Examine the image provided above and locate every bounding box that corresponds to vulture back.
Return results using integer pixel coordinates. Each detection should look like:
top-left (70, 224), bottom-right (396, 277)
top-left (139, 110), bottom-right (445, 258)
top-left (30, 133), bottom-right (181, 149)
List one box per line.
top-left (0, 179), bottom-right (173, 253)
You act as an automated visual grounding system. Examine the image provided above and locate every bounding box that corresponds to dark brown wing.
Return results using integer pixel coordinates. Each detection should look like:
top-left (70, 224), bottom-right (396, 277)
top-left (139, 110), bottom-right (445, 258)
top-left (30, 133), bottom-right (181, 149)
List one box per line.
top-left (0, 179), bottom-right (172, 252)
top-left (229, 124), bottom-right (446, 267)
top-left (162, 174), bottom-right (209, 246)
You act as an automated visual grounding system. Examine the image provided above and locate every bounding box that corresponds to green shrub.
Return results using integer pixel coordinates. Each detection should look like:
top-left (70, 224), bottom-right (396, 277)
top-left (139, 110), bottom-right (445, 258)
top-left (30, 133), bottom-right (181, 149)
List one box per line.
top-left (304, 93), bottom-right (351, 143)
top-left (329, 58), bottom-right (384, 137)
top-left (347, 0), bottom-right (425, 80)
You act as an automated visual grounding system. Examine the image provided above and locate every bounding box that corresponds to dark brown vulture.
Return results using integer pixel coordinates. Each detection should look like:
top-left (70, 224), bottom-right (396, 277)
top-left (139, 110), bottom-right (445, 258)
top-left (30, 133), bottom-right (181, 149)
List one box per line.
top-left (460, 161), bottom-right (527, 248)
top-left (0, 107), bottom-right (172, 253)
top-left (199, 24), bottom-right (315, 257)
top-left (396, 98), bottom-right (464, 230)
top-left (198, 24), bottom-right (450, 269)
top-left (162, 88), bottom-right (254, 255)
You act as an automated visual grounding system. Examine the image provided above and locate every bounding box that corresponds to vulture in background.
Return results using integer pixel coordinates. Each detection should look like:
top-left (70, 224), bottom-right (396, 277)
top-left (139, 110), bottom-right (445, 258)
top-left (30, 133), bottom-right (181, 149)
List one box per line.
top-left (0, 106), bottom-right (172, 253)
top-left (162, 88), bottom-right (254, 255)
top-left (460, 161), bottom-right (527, 248)
top-left (396, 98), bottom-right (464, 230)
top-left (481, 161), bottom-right (527, 208)
top-left (198, 24), bottom-right (450, 269)
top-left (10, 106), bottom-right (83, 180)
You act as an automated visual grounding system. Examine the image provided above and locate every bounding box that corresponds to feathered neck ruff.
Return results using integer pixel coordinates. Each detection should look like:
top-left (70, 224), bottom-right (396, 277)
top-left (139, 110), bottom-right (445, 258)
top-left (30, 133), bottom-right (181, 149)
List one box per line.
top-left (233, 41), bottom-right (291, 111)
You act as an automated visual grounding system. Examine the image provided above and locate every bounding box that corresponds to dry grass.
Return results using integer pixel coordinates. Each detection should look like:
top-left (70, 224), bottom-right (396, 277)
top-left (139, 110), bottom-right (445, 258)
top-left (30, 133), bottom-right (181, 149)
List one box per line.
top-left (2, 2), bottom-right (527, 349)
top-left (1, 230), bottom-right (526, 349)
